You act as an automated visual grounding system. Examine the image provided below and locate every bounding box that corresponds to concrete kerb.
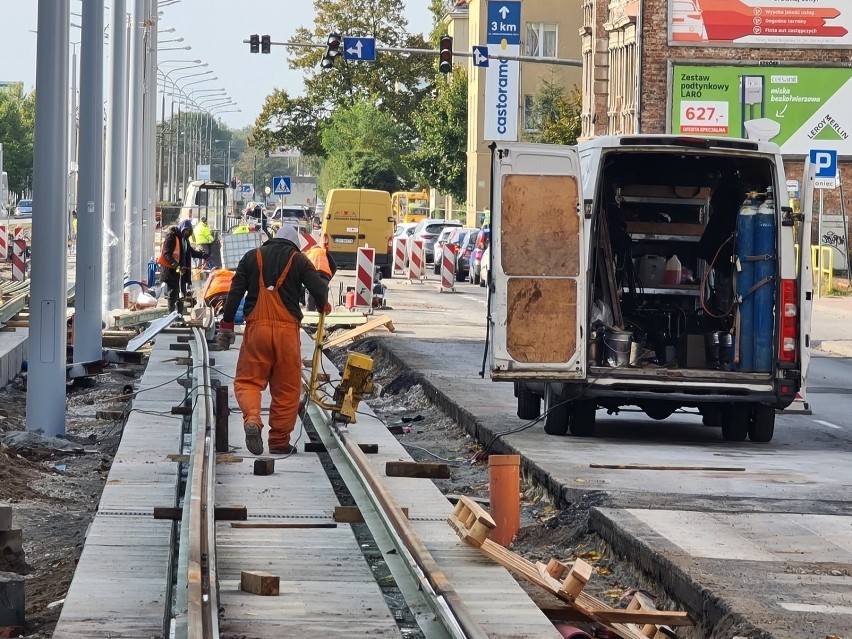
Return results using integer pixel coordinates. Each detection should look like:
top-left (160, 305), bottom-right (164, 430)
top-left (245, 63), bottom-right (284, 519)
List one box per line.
top-left (588, 507), bottom-right (772, 639)
top-left (813, 339), bottom-right (852, 358)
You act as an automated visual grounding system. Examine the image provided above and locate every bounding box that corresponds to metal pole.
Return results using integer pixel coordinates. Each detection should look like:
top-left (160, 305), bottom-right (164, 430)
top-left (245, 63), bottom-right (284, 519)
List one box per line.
top-left (74, 0), bottom-right (105, 363)
top-left (104, 1), bottom-right (129, 315)
top-left (27, 0), bottom-right (70, 436)
top-left (142, 0), bottom-right (157, 278)
top-left (125, 0), bottom-right (145, 282)
top-left (69, 46), bottom-right (79, 219)
top-left (817, 187), bottom-right (824, 298)
top-left (840, 174), bottom-right (851, 275)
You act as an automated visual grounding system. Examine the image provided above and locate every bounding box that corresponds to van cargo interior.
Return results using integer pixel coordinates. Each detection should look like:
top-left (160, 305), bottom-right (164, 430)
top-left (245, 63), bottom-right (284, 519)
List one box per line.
top-left (589, 151), bottom-right (777, 378)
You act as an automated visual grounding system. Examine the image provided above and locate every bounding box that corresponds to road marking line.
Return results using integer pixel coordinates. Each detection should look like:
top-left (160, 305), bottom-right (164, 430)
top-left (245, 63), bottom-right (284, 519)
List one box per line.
top-left (813, 419), bottom-right (843, 430)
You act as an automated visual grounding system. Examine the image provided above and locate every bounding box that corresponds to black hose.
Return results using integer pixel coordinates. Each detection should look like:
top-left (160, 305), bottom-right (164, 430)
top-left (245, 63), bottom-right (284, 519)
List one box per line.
top-left (480, 142), bottom-right (498, 379)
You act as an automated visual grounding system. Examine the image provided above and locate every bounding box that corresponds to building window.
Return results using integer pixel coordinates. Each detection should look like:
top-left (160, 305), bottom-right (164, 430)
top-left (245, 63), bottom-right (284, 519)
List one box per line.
top-left (523, 94), bottom-right (536, 131)
top-left (525, 23), bottom-right (557, 58)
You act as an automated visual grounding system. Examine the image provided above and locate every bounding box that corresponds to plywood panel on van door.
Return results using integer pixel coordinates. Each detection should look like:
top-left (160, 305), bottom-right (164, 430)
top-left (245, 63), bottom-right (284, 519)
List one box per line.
top-left (500, 174), bottom-right (579, 277)
top-left (506, 278), bottom-right (577, 363)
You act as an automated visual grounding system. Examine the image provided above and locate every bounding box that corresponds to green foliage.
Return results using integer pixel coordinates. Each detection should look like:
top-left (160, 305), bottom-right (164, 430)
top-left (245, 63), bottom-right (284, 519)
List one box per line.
top-left (251, 0), bottom-right (432, 159)
top-left (428, 0), bottom-right (449, 47)
top-left (409, 67), bottom-right (467, 202)
top-left (0, 85), bottom-right (36, 194)
top-left (318, 100), bottom-right (408, 195)
top-left (524, 79), bottom-right (582, 146)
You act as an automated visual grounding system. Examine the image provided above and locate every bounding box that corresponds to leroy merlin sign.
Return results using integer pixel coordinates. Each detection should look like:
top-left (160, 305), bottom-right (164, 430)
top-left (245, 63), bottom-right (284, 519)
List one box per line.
top-left (671, 64), bottom-right (852, 155)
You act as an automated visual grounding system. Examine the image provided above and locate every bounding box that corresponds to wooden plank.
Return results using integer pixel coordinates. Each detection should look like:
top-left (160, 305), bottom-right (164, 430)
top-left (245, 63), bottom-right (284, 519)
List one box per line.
top-left (506, 278), bottom-right (577, 363)
top-left (334, 505), bottom-right (408, 523)
top-left (230, 522), bottom-right (338, 530)
top-left (301, 311), bottom-right (369, 327)
top-left (386, 461), bottom-right (450, 479)
top-left (153, 506), bottom-right (248, 521)
top-left (590, 464), bottom-right (746, 472)
top-left (240, 570), bottom-right (279, 596)
top-left (253, 458), bottom-right (276, 475)
top-left (322, 315), bottom-right (395, 349)
top-left (625, 221), bottom-right (704, 236)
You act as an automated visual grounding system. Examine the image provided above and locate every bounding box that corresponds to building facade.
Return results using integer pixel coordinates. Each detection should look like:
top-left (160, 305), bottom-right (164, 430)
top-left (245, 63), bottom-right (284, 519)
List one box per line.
top-left (583, 0), bottom-right (852, 214)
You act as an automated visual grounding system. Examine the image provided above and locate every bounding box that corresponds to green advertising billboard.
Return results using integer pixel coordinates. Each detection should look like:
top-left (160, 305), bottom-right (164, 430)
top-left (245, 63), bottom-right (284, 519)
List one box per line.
top-left (670, 64), bottom-right (852, 155)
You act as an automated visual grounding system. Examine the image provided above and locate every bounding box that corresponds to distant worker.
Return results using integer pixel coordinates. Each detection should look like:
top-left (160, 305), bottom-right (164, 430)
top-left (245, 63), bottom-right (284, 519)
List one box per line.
top-left (193, 216), bottom-right (214, 267)
top-left (216, 224), bottom-right (331, 456)
top-left (304, 244), bottom-right (337, 311)
top-left (157, 219), bottom-right (208, 315)
top-left (69, 210), bottom-right (78, 254)
top-left (254, 203), bottom-right (272, 240)
top-left (232, 220), bottom-right (251, 234)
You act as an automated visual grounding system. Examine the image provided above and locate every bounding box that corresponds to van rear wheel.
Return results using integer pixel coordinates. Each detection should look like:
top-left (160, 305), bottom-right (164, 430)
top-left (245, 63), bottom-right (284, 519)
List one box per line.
top-left (721, 405), bottom-right (749, 441)
top-left (748, 404), bottom-right (775, 443)
top-left (543, 389), bottom-right (570, 436)
top-left (517, 386), bottom-right (541, 420)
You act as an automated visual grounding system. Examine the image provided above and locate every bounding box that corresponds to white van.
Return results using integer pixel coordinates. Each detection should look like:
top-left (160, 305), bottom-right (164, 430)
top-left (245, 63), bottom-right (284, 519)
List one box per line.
top-left (487, 136), bottom-right (813, 443)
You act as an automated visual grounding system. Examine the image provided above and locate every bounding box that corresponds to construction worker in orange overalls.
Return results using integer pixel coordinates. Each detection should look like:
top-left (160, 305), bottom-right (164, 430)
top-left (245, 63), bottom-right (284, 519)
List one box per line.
top-left (304, 244), bottom-right (337, 311)
top-left (216, 225), bottom-right (331, 456)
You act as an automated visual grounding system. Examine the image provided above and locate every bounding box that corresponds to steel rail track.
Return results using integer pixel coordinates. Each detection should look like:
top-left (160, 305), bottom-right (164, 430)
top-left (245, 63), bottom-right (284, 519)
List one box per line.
top-left (306, 387), bottom-right (491, 639)
top-left (174, 318), bottom-right (220, 638)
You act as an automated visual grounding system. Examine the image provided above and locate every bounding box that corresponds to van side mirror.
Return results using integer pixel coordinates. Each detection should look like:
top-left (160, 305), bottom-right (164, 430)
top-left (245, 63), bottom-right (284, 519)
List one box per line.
top-left (584, 199), bottom-right (593, 219)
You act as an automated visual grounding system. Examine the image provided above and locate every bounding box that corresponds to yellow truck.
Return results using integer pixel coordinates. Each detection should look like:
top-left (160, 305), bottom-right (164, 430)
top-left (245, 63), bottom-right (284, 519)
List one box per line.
top-left (321, 189), bottom-right (395, 278)
top-left (391, 191), bottom-right (429, 224)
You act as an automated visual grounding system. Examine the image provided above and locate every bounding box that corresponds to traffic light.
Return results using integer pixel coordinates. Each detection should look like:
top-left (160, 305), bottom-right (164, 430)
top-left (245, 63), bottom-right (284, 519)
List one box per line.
top-left (438, 35), bottom-right (453, 74)
top-left (261, 35), bottom-right (271, 54)
top-left (321, 33), bottom-right (342, 69)
top-left (230, 177), bottom-right (237, 189)
top-left (249, 34), bottom-right (259, 54)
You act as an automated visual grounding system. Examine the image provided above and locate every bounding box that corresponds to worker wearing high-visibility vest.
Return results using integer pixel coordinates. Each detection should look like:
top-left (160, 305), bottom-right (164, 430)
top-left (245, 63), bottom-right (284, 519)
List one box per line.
top-left (304, 245), bottom-right (337, 311)
top-left (193, 217), bottom-right (215, 267)
top-left (157, 220), bottom-right (208, 315)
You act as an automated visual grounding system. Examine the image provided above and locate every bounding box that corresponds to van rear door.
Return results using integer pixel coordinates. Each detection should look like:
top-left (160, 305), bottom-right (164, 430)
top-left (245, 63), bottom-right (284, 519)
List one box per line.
top-left (329, 191), bottom-right (360, 252)
top-left (797, 159), bottom-right (816, 391)
top-left (489, 144), bottom-right (586, 380)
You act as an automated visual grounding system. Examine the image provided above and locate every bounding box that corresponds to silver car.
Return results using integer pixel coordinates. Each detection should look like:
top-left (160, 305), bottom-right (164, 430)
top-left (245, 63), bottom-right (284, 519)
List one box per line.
top-left (14, 199), bottom-right (32, 217)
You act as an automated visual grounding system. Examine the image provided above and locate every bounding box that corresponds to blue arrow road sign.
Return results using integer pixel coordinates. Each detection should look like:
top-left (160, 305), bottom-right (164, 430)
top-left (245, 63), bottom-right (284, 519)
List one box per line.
top-left (272, 176), bottom-right (291, 196)
top-left (240, 183), bottom-right (253, 194)
top-left (343, 37), bottom-right (376, 61)
top-left (487, 1), bottom-right (521, 45)
top-left (472, 46), bottom-right (489, 67)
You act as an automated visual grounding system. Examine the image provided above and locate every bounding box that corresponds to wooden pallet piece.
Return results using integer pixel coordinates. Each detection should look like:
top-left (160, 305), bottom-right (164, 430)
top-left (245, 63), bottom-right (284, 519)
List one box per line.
top-left (322, 315), bottom-right (395, 350)
top-left (447, 497), bottom-right (693, 638)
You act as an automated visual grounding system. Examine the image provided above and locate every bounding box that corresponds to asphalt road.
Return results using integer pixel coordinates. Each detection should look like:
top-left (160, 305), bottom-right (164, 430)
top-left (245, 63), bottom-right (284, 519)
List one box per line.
top-left (334, 267), bottom-right (852, 638)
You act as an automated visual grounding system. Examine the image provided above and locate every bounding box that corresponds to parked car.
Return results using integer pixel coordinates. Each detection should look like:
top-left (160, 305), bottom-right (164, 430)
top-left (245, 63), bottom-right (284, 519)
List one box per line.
top-left (455, 228), bottom-right (480, 281)
top-left (469, 227), bottom-right (490, 284)
top-left (394, 222), bottom-right (418, 239)
top-left (271, 205), bottom-right (311, 234)
top-left (479, 245), bottom-right (491, 287)
top-left (14, 199), bottom-right (32, 218)
top-left (410, 218), bottom-right (462, 264)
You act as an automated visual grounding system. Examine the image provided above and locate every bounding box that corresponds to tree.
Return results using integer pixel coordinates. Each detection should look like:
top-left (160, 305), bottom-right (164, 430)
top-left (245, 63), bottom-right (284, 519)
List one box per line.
top-left (251, 0), bottom-right (432, 157)
top-left (524, 79), bottom-right (582, 146)
top-left (409, 67), bottom-right (467, 202)
top-left (0, 85), bottom-right (36, 195)
top-left (318, 99), bottom-right (409, 195)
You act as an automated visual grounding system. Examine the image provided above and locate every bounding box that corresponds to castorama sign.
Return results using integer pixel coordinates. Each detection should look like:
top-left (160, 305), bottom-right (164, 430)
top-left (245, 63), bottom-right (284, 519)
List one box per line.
top-left (484, 1), bottom-right (521, 141)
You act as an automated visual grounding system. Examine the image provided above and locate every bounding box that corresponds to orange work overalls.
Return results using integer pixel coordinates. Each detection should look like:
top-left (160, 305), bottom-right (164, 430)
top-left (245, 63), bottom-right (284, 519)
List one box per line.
top-left (233, 249), bottom-right (302, 450)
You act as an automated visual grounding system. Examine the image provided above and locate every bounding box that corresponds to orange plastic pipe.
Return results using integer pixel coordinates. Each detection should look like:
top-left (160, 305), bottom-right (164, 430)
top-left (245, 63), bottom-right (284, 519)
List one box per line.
top-left (488, 454), bottom-right (520, 546)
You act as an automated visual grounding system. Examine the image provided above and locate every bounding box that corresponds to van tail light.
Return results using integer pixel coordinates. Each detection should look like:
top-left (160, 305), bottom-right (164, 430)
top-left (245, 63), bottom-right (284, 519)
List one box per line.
top-left (464, 248), bottom-right (472, 258)
top-left (779, 279), bottom-right (798, 363)
top-left (322, 233), bottom-right (330, 249)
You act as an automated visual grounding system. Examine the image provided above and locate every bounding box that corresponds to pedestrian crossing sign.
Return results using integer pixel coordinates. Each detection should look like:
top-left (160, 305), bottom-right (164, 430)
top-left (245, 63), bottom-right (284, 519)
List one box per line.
top-left (273, 176), bottom-right (291, 196)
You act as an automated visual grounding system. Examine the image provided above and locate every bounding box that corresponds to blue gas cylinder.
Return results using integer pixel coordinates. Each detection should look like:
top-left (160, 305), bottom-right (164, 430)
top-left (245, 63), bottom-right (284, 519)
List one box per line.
top-left (735, 193), bottom-right (760, 371)
top-left (147, 258), bottom-right (160, 288)
top-left (234, 297), bottom-right (246, 324)
top-left (753, 189), bottom-right (776, 372)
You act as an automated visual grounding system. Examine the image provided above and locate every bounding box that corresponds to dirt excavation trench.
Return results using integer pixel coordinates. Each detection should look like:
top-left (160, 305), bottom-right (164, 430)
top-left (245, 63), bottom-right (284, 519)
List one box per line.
top-left (328, 337), bottom-right (740, 639)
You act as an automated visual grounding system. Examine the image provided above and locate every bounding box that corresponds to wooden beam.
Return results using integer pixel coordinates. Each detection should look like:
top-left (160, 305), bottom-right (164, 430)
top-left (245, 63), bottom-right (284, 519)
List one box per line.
top-left (590, 464), bottom-right (746, 472)
top-left (322, 314), bottom-right (395, 349)
top-left (240, 571), bottom-right (279, 596)
top-left (230, 522), bottom-right (338, 529)
top-left (253, 458), bottom-right (275, 476)
top-left (334, 505), bottom-right (408, 523)
top-left (386, 461), bottom-right (450, 479)
top-left (153, 505), bottom-right (248, 521)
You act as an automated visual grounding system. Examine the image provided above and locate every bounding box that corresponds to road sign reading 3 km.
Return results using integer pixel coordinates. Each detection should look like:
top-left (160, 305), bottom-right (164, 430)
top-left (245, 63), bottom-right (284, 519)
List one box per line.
top-left (487, 1), bottom-right (521, 45)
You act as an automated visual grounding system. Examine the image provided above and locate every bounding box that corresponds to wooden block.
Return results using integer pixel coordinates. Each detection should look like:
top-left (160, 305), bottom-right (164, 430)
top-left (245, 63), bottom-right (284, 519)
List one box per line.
top-left (174, 357), bottom-right (192, 366)
top-left (171, 405), bottom-right (192, 416)
top-left (240, 570), bottom-right (279, 596)
top-left (169, 343), bottom-right (191, 351)
top-left (386, 461), bottom-right (450, 479)
top-left (253, 458), bottom-right (275, 476)
top-left (153, 505), bottom-right (248, 521)
top-left (561, 559), bottom-right (593, 600)
top-left (358, 443), bottom-right (378, 454)
top-left (231, 522), bottom-right (338, 529)
top-left (176, 335), bottom-right (191, 343)
top-left (545, 558), bottom-right (567, 580)
top-left (446, 494), bottom-right (490, 508)
top-left (304, 441), bottom-right (326, 453)
top-left (167, 454), bottom-right (189, 463)
top-left (96, 410), bottom-right (125, 421)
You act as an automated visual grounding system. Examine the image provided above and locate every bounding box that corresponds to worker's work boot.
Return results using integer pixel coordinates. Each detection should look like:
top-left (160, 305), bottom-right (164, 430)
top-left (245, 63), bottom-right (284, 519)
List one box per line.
top-left (268, 444), bottom-right (297, 456)
top-left (243, 423), bottom-right (264, 455)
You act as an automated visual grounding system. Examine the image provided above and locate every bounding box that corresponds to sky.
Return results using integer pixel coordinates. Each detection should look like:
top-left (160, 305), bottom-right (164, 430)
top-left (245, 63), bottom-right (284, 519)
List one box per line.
top-left (0, 0), bottom-right (435, 130)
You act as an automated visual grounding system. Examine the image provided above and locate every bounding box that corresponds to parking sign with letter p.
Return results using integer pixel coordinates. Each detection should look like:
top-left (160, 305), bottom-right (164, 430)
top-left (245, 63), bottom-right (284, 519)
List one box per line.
top-left (809, 149), bottom-right (837, 189)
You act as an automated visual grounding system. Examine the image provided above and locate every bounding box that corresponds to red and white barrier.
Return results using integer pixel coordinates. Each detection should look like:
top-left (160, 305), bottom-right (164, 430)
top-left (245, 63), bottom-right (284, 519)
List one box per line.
top-left (407, 239), bottom-right (425, 283)
top-left (11, 239), bottom-right (26, 282)
top-left (392, 235), bottom-right (407, 275)
top-left (355, 246), bottom-right (375, 311)
top-left (438, 243), bottom-right (456, 293)
top-left (0, 224), bottom-right (7, 260)
top-left (13, 226), bottom-right (23, 241)
top-left (299, 232), bottom-right (318, 251)
top-left (782, 383), bottom-right (812, 415)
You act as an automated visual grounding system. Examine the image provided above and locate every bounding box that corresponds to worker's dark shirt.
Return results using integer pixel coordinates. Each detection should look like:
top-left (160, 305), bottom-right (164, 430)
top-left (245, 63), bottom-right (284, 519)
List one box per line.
top-left (222, 238), bottom-right (329, 323)
top-left (162, 227), bottom-right (205, 269)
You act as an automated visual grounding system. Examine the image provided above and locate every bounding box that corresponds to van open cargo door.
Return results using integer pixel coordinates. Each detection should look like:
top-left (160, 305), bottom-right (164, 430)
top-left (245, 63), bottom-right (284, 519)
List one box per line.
top-left (489, 144), bottom-right (586, 380)
top-left (797, 160), bottom-right (815, 390)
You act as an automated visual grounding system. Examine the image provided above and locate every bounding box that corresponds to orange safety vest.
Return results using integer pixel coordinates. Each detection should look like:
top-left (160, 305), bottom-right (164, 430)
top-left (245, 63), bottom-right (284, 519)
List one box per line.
top-left (305, 246), bottom-right (332, 278)
top-left (157, 234), bottom-right (182, 269)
